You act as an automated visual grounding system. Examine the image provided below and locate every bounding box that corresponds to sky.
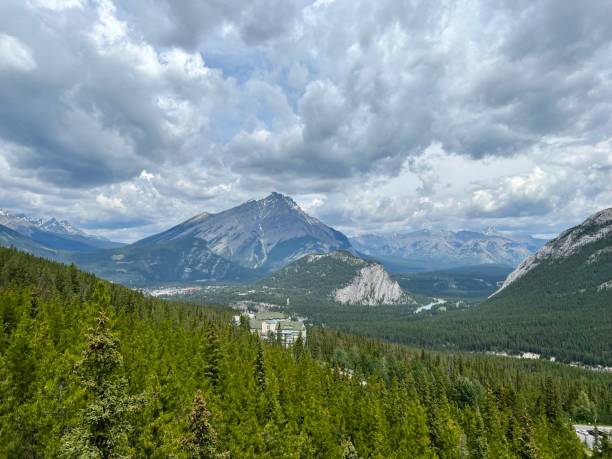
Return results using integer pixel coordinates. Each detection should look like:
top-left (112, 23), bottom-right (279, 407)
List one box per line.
top-left (0, 0), bottom-right (611, 242)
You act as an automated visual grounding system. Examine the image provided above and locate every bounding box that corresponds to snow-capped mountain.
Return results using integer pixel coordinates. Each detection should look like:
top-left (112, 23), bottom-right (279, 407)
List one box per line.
top-left (493, 208), bottom-right (612, 295)
top-left (0, 223), bottom-right (66, 261)
top-left (133, 192), bottom-right (352, 271)
top-left (0, 209), bottom-right (123, 252)
top-left (350, 229), bottom-right (546, 271)
top-left (39, 218), bottom-right (86, 237)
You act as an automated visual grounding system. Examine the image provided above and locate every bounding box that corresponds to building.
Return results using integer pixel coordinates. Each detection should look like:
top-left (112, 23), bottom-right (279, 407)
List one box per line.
top-left (234, 311), bottom-right (306, 346)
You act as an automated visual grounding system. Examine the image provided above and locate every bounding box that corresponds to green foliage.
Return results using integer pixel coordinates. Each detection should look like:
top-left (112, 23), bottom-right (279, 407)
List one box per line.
top-left (0, 247), bottom-right (606, 457)
top-left (254, 342), bottom-right (266, 392)
top-left (182, 391), bottom-right (226, 459)
top-left (203, 326), bottom-right (222, 389)
top-left (394, 264), bottom-right (513, 299)
top-left (61, 305), bottom-right (139, 458)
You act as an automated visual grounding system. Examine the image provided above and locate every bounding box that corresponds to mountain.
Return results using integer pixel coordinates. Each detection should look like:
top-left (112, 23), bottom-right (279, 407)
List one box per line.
top-left (261, 251), bottom-right (414, 306)
top-left (133, 192), bottom-right (352, 271)
top-left (362, 209), bottom-right (612, 365)
top-left (350, 229), bottom-right (547, 271)
top-left (73, 193), bottom-right (352, 285)
top-left (0, 223), bottom-right (66, 261)
top-left (72, 237), bottom-right (254, 286)
top-left (0, 208), bottom-right (123, 252)
top-left (493, 208), bottom-right (612, 296)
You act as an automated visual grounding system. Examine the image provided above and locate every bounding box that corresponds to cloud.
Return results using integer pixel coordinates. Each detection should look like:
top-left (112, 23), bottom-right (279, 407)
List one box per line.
top-left (0, 34), bottom-right (36, 71)
top-left (0, 0), bottom-right (230, 188)
top-left (96, 193), bottom-right (125, 210)
top-left (0, 0), bottom-right (611, 241)
top-left (468, 167), bottom-right (562, 218)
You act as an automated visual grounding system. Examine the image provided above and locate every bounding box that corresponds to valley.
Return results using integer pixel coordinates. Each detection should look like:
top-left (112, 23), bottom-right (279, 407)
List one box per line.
top-left (3, 2), bottom-right (612, 455)
top-left (0, 247), bottom-right (610, 457)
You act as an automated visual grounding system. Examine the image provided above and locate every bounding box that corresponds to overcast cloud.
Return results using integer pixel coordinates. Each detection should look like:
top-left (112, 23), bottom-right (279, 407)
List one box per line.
top-left (0, 0), bottom-right (610, 241)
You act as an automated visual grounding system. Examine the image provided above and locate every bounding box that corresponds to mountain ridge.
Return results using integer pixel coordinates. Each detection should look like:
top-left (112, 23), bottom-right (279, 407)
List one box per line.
top-left (71, 193), bottom-right (353, 285)
top-left (494, 208), bottom-right (612, 295)
top-left (0, 208), bottom-right (123, 252)
top-left (132, 192), bottom-right (352, 271)
top-left (350, 228), bottom-right (546, 271)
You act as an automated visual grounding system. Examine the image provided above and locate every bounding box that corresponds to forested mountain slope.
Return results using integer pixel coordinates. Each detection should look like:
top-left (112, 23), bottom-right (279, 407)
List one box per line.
top-left (261, 251), bottom-right (413, 305)
top-left (0, 247), bottom-right (609, 457)
top-left (348, 209), bottom-right (612, 365)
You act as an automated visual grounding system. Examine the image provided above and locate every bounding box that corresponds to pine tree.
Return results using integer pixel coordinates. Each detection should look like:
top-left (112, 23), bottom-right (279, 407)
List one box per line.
top-left (204, 326), bottom-right (222, 389)
top-left (516, 412), bottom-right (539, 459)
top-left (543, 376), bottom-right (561, 421)
top-left (255, 342), bottom-right (266, 392)
top-left (467, 408), bottom-right (489, 459)
top-left (61, 308), bottom-right (137, 458)
top-left (182, 391), bottom-right (227, 459)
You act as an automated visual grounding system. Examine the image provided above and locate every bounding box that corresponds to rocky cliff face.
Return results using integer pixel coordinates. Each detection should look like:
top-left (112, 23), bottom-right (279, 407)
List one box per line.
top-left (334, 263), bottom-right (413, 306)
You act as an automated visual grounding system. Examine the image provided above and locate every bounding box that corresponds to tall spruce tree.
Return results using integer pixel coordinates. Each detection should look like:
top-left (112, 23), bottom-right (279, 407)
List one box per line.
top-left (61, 300), bottom-right (137, 458)
top-left (254, 342), bottom-right (266, 392)
top-left (182, 391), bottom-right (226, 459)
top-left (204, 326), bottom-right (222, 389)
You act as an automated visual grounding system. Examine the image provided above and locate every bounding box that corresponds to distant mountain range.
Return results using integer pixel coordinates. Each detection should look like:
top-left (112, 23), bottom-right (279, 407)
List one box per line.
top-left (350, 228), bottom-right (547, 271)
top-left (0, 194), bottom-right (546, 287)
top-left (0, 209), bottom-right (123, 252)
top-left (386, 207), bottom-right (612, 365)
top-left (0, 223), bottom-right (66, 261)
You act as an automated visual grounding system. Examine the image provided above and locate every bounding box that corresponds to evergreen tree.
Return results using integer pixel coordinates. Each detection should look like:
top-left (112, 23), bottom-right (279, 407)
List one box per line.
top-left (293, 334), bottom-right (306, 360)
top-left (182, 391), bottom-right (226, 459)
top-left (543, 376), bottom-right (561, 421)
top-left (466, 408), bottom-right (489, 459)
top-left (572, 390), bottom-right (597, 423)
top-left (61, 308), bottom-right (137, 458)
top-left (204, 326), bottom-right (222, 389)
top-left (515, 412), bottom-right (539, 459)
top-left (0, 248), bottom-right (609, 458)
top-left (254, 342), bottom-right (266, 392)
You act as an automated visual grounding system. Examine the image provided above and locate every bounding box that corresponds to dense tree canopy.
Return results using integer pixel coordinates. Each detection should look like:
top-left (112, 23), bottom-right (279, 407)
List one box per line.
top-left (0, 248), bottom-right (609, 457)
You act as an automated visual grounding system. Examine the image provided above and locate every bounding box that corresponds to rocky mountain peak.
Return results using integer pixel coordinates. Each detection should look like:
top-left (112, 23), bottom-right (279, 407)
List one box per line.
top-left (492, 208), bottom-right (612, 296)
top-left (40, 217), bottom-right (85, 236)
top-left (584, 208), bottom-right (612, 226)
top-left (132, 193), bottom-right (352, 272)
top-left (261, 192), bottom-right (301, 211)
